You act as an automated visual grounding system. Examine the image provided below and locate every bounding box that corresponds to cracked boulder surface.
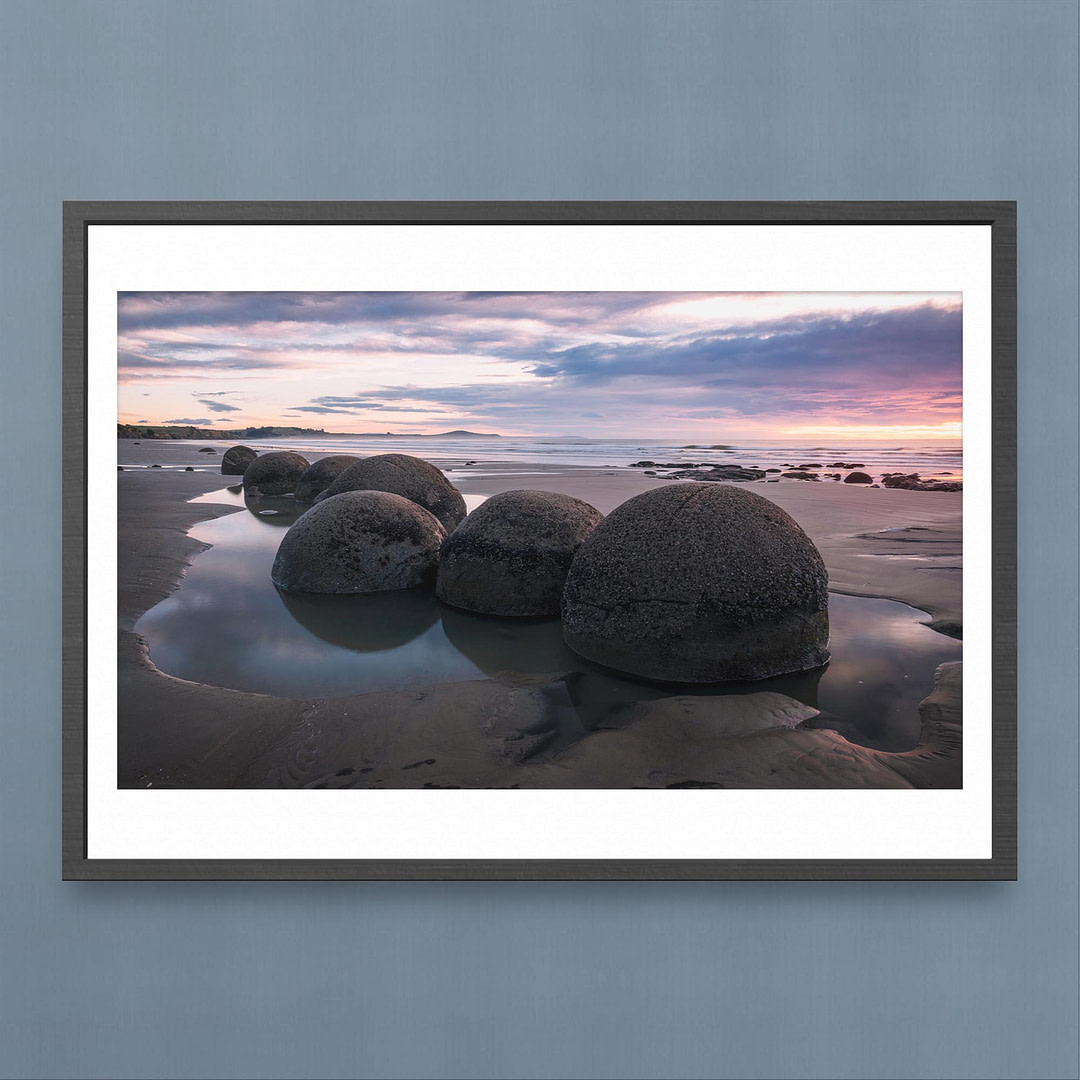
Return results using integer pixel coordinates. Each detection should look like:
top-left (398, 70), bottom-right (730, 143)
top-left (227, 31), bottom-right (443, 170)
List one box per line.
top-left (437, 489), bottom-right (603, 616)
top-left (561, 483), bottom-right (830, 683)
top-left (241, 450), bottom-right (310, 495)
top-left (221, 444), bottom-right (258, 475)
top-left (313, 452), bottom-right (467, 532)
top-left (271, 489), bottom-right (447, 594)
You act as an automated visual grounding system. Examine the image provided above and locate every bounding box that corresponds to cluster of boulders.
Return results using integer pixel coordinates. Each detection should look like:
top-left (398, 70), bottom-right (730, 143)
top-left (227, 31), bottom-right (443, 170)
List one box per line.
top-left (632, 459), bottom-right (704, 469)
top-left (665, 464), bottom-right (766, 483)
top-left (629, 458), bottom-right (898, 489)
top-left (880, 473), bottom-right (963, 492)
top-left (244, 446), bottom-right (832, 684)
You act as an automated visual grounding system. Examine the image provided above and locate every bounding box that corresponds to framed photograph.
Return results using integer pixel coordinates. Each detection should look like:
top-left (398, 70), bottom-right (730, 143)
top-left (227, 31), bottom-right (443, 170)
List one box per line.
top-left (63, 201), bottom-right (1016, 880)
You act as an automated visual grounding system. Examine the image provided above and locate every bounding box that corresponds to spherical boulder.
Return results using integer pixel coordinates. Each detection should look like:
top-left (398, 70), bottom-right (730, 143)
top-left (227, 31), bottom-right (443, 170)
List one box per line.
top-left (561, 484), bottom-right (830, 683)
top-left (242, 451), bottom-right (309, 495)
top-left (843, 471), bottom-right (873, 484)
top-left (221, 444), bottom-right (258, 475)
top-left (437, 489), bottom-right (603, 616)
top-left (293, 454), bottom-right (360, 502)
top-left (271, 490), bottom-right (447, 594)
top-left (314, 453), bottom-right (466, 531)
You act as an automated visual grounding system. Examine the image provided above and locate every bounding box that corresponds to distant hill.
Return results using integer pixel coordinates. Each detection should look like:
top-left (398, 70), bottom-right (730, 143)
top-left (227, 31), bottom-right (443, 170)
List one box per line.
top-left (117, 424), bottom-right (499, 440)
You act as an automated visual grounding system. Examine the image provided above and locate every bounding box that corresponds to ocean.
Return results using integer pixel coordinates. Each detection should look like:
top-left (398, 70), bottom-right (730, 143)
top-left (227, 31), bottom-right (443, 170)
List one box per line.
top-left (160, 435), bottom-right (962, 482)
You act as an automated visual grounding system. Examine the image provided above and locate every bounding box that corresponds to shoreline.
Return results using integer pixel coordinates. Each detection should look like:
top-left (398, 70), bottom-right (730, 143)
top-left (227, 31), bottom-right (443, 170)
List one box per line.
top-left (115, 444), bottom-right (962, 789)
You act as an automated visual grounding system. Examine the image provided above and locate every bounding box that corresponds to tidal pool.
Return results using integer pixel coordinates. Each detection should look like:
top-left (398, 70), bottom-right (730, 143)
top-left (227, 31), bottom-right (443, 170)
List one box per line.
top-left (134, 487), bottom-right (962, 752)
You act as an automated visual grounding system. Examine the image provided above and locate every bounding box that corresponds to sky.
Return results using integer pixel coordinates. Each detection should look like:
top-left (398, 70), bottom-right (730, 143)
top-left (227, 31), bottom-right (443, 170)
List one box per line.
top-left (117, 291), bottom-right (962, 443)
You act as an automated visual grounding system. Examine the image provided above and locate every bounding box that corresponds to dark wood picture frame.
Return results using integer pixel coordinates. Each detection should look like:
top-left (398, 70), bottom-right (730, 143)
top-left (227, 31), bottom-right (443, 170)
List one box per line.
top-left (63, 200), bottom-right (1016, 880)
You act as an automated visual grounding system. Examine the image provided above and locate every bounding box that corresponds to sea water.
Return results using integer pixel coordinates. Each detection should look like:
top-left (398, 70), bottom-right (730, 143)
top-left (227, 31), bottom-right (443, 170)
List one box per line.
top-left (120, 435), bottom-right (962, 483)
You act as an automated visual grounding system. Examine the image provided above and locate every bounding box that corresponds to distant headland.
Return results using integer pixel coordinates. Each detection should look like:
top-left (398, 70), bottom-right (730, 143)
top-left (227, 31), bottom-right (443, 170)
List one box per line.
top-left (117, 424), bottom-right (499, 440)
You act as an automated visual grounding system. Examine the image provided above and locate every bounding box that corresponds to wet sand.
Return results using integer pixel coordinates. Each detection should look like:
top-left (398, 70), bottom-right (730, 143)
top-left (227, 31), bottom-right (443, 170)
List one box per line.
top-left (115, 441), bottom-right (962, 789)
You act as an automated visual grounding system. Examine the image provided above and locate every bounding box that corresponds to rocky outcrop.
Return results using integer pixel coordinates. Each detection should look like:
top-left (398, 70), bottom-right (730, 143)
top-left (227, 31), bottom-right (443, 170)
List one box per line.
top-left (271, 490), bottom-right (446, 594)
top-left (843, 471), bottom-right (873, 484)
top-left (437, 489), bottom-right (603, 616)
top-left (561, 484), bottom-right (830, 683)
top-left (881, 473), bottom-right (963, 492)
top-left (666, 465), bottom-right (766, 482)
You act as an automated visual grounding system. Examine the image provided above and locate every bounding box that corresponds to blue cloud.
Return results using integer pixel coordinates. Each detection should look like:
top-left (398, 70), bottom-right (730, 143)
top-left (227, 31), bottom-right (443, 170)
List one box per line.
top-left (116, 291), bottom-right (692, 333)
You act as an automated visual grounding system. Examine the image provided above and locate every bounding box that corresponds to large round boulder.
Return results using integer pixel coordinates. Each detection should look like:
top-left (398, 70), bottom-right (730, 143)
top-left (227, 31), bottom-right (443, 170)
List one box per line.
top-left (242, 451), bottom-right (309, 495)
top-left (271, 490), bottom-right (446, 594)
top-left (221, 444), bottom-right (258, 475)
top-left (843, 471), bottom-right (873, 484)
top-left (561, 484), bottom-right (830, 683)
top-left (293, 454), bottom-right (360, 502)
top-left (314, 453), bottom-right (466, 531)
top-left (437, 489), bottom-right (603, 616)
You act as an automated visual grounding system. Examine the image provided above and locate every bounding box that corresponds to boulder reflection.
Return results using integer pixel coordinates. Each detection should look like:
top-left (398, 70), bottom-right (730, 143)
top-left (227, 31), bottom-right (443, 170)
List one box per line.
top-left (243, 492), bottom-right (305, 526)
top-left (277, 588), bottom-right (441, 652)
top-left (439, 606), bottom-right (577, 676)
top-left (438, 605), bottom-right (827, 736)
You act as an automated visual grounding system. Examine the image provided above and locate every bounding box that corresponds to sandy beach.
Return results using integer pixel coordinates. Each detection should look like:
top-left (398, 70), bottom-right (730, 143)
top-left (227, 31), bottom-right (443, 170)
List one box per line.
top-left (115, 441), bottom-right (962, 789)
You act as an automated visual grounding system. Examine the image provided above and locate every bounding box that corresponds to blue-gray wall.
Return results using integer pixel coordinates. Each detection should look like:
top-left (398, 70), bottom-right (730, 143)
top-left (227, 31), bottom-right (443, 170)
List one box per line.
top-left (1, 3), bottom-right (1076, 1078)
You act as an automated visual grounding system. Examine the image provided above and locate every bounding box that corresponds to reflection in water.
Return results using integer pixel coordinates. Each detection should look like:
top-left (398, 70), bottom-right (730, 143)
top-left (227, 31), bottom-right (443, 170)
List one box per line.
top-left (139, 488), bottom-right (961, 751)
top-left (441, 605), bottom-right (829, 741)
top-left (243, 491), bottom-right (305, 526)
top-left (279, 588), bottom-right (440, 651)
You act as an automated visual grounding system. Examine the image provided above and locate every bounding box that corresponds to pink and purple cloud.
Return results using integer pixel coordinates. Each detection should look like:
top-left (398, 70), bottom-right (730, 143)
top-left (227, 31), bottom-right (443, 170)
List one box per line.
top-left (117, 291), bottom-right (962, 440)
